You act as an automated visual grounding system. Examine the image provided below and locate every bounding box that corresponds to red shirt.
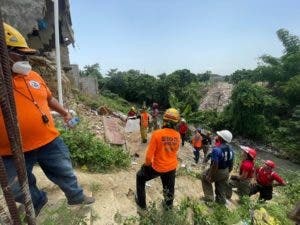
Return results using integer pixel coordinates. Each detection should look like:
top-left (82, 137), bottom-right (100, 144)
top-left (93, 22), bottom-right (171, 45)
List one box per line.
top-left (239, 159), bottom-right (254, 178)
top-left (256, 167), bottom-right (285, 186)
top-left (179, 123), bottom-right (188, 134)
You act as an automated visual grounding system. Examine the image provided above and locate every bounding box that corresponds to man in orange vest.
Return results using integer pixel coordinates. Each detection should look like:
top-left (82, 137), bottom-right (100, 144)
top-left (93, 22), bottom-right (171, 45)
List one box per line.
top-left (1, 23), bottom-right (95, 215)
top-left (138, 106), bottom-right (150, 143)
top-left (192, 128), bottom-right (203, 164)
top-left (136, 108), bottom-right (181, 210)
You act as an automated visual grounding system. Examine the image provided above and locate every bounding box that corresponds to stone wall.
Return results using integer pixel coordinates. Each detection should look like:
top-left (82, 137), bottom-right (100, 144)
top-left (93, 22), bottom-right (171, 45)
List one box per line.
top-left (79, 76), bottom-right (98, 96)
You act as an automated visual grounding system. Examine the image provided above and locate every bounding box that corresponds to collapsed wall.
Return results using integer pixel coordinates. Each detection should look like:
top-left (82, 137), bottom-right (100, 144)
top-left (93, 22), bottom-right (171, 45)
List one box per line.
top-left (1, 0), bottom-right (98, 96)
top-left (199, 82), bottom-right (233, 112)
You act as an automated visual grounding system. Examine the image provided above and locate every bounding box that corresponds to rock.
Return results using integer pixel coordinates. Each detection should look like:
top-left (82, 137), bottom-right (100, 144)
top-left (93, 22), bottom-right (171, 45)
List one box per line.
top-left (97, 106), bottom-right (112, 115)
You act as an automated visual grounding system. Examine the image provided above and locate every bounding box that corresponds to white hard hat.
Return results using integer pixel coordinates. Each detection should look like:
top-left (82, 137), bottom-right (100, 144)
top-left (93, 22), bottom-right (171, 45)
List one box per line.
top-left (216, 130), bottom-right (233, 143)
top-left (181, 118), bottom-right (186, 123)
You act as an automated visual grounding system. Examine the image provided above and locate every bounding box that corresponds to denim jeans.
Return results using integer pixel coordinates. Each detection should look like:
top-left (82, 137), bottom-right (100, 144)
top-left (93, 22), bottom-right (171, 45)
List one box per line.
top-left (3, 137), bottom-right (84, 211)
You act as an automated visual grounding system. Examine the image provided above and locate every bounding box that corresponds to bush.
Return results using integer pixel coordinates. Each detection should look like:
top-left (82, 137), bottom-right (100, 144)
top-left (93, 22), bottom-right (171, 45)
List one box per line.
top-left (60, 126), bottom-right (130, 172)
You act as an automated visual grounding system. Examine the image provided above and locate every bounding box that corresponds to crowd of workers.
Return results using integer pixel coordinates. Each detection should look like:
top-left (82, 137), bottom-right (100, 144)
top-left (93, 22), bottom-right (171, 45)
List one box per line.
top-left (0, 22), bottom-right (291, 222)
top-left (128, 104), bottom-right (286, 210)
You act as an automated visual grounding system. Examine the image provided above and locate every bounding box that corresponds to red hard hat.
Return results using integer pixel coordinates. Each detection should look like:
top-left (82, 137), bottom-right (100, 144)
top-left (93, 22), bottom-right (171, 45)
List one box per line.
top-left (240, 146), bottom-right (257, 159)
top-left (264, 160), bottom-right (275, 168)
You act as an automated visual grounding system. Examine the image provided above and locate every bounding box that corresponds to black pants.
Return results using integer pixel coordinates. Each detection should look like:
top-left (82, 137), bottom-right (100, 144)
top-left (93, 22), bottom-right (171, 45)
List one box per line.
top-left (136, 165), bottom-right (176, 209)
top-left (250, 183), bottom-right (273, 200)
top-left (180, 133), bottom-right (186, 146)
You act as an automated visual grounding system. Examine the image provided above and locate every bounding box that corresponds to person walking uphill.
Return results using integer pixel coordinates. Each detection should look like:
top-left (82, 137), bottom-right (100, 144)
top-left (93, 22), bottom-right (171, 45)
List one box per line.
top-left (227, 146), bottom-right (256, 199)
top-left (136, 108), bottom-right (181, 210)
top-left (179, 118), bottom-right (188, 146)
top-left (0, 23), bottom-right (95, 215)
top-left (192, 128), bottom-right (202, 164)
top-left (201, 130), bottom-right (234, 204)
top-left (138, 106), bottom-right (150, 143)
top-left (250, 160), bottom-right (286, 201)
top-left (151, 102), bottom-right (159, 131)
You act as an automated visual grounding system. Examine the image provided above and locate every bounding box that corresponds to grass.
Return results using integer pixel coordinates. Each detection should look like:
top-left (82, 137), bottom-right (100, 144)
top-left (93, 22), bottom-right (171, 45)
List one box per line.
top-left (75, 91), bottom-right (129, 113)
top-left (59, 123), bottom-right (131, 172)
top-left (37, 201), bottom-right (89, 225)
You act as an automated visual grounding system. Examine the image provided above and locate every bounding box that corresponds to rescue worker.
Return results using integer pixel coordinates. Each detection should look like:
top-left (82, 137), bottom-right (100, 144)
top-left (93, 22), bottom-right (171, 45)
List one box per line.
top-left (151, 102), bottom-right (159, 131)
top-left (135, 108), bottom-right (181, 210)
top-left (127, 106), bottom-right (137, 119)
top-left (192, 128), bottom-right (203, 164)
top-left (250, 160), bottom-right (286, 201)
top-left (201, 130), bottom-right (234, 204)
top-left (138, 105), bottom-right (150, 143)
top-left (201, 130), bottom-right (212, 159)
top-left (0, 23), bottom-right (95, 215)
top-left (179, 118), bottom-right (188, 146)
top-left (227, 146), bottom-right (256, 198)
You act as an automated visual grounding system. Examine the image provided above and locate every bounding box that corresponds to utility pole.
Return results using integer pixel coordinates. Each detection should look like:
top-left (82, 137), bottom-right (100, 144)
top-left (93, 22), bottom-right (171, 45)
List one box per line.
top-left (54, 0), bottom-right (63, 105)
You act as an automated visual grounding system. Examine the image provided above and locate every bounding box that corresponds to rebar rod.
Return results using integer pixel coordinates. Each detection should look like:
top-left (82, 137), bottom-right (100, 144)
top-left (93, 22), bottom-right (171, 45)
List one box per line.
top-left (0, 11), bottom-right (36, 225)
top-left (0, 156), bottom-right (19, 225)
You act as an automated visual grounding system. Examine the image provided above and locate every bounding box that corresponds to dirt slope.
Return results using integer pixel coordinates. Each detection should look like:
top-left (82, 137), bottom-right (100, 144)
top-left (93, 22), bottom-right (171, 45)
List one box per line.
top-left (34, 129), bottom-right (211, 225)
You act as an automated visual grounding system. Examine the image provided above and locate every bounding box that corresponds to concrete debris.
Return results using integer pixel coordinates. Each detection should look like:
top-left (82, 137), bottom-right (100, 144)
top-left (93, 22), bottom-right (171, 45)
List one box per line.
top-left (103, 116), bottom-right (125, 145)
top-left (199, 82), bottom-right (233, 112)
top-left (97, 106), bottom-right (112, 115)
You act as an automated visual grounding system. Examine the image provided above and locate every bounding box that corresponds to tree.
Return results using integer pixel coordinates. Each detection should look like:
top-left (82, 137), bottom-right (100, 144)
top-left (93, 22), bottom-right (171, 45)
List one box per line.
top-left (228, 80), bottom-right (279, 139)
top-left (277, 29), bottom-right (300, 54)
top-left (80, 63), bottom-right (104, 90)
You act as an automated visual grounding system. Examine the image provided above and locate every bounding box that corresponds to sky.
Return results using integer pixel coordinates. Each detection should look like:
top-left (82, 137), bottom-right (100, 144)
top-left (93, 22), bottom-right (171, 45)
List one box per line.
top-left (69, 0), bottom-right (300, 76)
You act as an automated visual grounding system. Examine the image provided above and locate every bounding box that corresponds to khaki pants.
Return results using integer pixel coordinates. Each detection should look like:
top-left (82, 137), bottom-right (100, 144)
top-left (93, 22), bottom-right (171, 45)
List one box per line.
top-left (140, 126), bottom-right (148, 142)
top-left (201, 168), bottom-right (229, 204)
top-left (203, 144), bottom-right (209, 158)
top-left (227, 176), bottom-right (251, 198)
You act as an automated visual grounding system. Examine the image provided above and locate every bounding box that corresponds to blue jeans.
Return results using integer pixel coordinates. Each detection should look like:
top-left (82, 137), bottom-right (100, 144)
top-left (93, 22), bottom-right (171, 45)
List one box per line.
top-left (3, 137), bottom-right (84, 211)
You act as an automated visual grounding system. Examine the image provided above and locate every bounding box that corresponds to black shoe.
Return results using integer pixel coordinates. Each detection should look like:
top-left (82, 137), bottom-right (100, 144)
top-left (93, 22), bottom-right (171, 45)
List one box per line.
top-left (135, 195), bottom-right (146, 210)
top-left (68, 195), bottom-right (95, 205)
top-left (35, 196), bottom-right (48, 216)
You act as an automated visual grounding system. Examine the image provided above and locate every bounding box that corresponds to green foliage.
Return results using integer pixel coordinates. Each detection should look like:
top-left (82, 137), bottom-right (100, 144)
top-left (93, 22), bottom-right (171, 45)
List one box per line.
top-left (60, 125), bottom-right (130, 172)
top-left (277, 28), bottom-right (300, 54)
top-left (283, 75), bottom-right (300, 106)
top-left (75, 92), bottom-right (129, 113)
top-left (227, 80), bottom-right (280, 139)
top-left (80, 63), bottom-right (105, 89)
top-left (228, 69), bottom-right (257, 84)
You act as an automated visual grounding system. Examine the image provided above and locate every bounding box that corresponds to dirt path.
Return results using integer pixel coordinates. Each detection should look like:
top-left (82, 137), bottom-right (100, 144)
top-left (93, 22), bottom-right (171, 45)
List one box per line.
top-left (34, 129), bottom-right (212, 225)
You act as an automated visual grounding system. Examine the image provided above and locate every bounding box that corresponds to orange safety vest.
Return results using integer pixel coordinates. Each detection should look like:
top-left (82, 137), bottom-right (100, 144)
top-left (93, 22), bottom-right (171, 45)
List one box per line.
top-left (140, 112), bottom-right (149, 127)
top-left (192, 133), bottom-right (202, 148)
top-left (0, 71), bottom-right (59, 156)
top-left (145, 128), bottom-right (181, 172)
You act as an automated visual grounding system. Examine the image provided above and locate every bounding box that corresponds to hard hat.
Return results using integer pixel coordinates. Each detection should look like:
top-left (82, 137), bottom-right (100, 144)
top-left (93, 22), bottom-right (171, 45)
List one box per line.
top-left (240, 146), bottom-right (257, 159)
top-left (181, 118), bottom-right (186, 123)
top-left (264, 160), bottom-right (275, 168)
top-left (131, 106), bottom-right (136, 111)
top-left (216, 130), bottom-right (233, 143)
top-left (163, 108), bottom-right (180, 123)
top-left (3, 23), bottom-right (36, 54)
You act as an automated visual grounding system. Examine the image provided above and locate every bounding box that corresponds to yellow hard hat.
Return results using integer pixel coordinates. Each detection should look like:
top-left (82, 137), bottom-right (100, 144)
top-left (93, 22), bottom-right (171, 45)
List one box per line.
top-left (3, 23), bottom-right (36, 54)
top-left (163, 108), bottom-right (180, 123)
top-left (131, 106), bottom-right (136, 111)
